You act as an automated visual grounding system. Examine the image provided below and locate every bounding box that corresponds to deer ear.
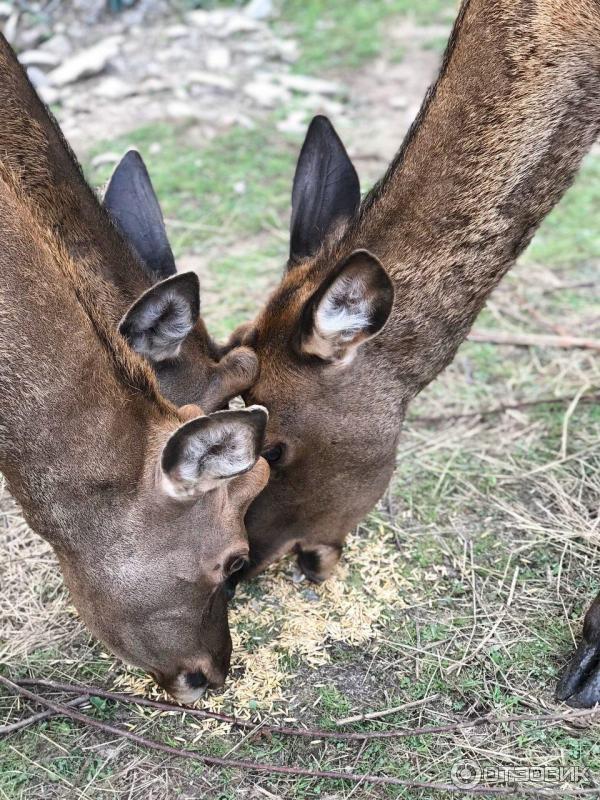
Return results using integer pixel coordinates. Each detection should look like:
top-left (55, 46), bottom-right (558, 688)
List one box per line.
top-left (299, 250), bottom-right (393, 365)
top-left (119, 271), bottom-right (199, 362)
top-left (160, 406), bottom-right (268, 498)
top-left (104, 150), bottom-right (176, 280)
top-left (289, 115), bottom-right (360, 265)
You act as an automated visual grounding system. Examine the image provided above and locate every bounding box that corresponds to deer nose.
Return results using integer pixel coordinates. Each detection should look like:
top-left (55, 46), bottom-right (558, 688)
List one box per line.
top-left (164, 669), bottom-right (210, 704)
top-left (186, 670), bottom-right (208, 691)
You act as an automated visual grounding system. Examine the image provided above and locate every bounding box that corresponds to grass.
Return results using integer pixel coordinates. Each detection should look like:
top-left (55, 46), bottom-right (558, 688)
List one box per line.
top-left (278, 0), bottom-right (456, 73)
top-left (2, 0), bottom-right (600, 798)
top-left (88, 122), bottom-right (296, 256)
top-left (525, 155), bottom-right (600, 267)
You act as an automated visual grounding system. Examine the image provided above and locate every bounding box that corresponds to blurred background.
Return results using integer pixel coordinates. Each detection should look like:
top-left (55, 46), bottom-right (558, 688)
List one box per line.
top-left (1, 2), bottom-right (599, 798)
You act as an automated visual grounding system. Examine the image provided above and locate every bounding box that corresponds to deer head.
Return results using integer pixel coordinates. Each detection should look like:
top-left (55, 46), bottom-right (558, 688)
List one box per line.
top-left (56, 403), bottom-right (269, 702)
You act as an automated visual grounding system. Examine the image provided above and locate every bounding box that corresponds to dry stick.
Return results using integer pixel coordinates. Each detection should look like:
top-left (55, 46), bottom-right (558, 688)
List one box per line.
top-left (13, 677), bottom-right (600, 743)
top-left (0, 694), bottom-right (89, 735)
top-left (469, 329), bottom-right (600, 351)
top-left (335, 694), bottom-right (440, 726)
top-left (410, 391), bottom-right (600, 425)
top-left (0, 677), bottom-right (595, 799)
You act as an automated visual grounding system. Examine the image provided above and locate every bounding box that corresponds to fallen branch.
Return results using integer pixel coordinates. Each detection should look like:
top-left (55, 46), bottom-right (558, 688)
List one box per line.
top-left (0, 694), bottom-right (89, 735)
top-left (410, 391), bottom-right (600, 425)
top-left (13, 677), bottom-right (600, 743)
top-left (0, 677), bottom-right (596, 798)
top-left (335, 694), bottom-right (439, 726)
top-left (469, 329), bottom-right (600, 351)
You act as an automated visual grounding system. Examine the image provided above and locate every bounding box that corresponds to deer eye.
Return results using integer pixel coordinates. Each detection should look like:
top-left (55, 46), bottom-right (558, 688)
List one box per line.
top-left (262, 443), bottom-right (284, 465)
top-left (224, 555), bottom-right (248, 578)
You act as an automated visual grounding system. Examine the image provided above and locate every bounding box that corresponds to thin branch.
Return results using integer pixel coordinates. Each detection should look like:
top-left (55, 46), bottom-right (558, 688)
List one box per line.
top-left (410, 392), bottom-right (600, 425)
top-left (0, 694), bottom-right (89, 735)
top-left (0, 677), bottom-right (596, 798)
top-left (13, 677), bottom-right (600, 742)
top-left (335, 694), bottom-right (439, 726)
top-left (469, 329), bottom-right (600, 351)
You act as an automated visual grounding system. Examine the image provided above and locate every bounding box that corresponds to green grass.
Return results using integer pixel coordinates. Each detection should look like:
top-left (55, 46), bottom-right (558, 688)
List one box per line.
top-left (526, 153), bottom-right (600, 267)
top-left (279, 0), bottom-right (456, 73)
top-left (88, 122), bottom-right (297, 256)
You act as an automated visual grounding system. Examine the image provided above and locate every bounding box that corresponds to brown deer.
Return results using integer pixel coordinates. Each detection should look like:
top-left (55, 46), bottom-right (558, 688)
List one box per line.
top-left (220, 0), bottom-right (600, 706)
top-left (0, 159), bottom-right (270, 702)
top-left (0, 33), bottom-right (256, 414)
top-left (0, 35), bottom-right (274, 701)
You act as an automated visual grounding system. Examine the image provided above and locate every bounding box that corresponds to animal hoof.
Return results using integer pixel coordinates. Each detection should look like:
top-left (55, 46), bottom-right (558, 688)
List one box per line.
top-left (556, 639), bottom-right (600, 707)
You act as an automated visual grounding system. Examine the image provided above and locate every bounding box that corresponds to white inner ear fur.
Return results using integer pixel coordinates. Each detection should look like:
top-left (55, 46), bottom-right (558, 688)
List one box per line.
top-left (304, 272), bottom-right (372, 363)
top-left (161, 412), bottom-right (261, 499)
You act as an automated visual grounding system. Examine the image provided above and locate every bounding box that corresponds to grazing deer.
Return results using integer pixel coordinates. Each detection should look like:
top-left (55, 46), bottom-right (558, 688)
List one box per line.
top-left (0, 161), bottom-right (269, 701)
top-left (0, 35), bottom-right (273, 700)
top-left (0, 33), bottom-right (256, 413)
top-left (222, 0), bottom-right (600, 705)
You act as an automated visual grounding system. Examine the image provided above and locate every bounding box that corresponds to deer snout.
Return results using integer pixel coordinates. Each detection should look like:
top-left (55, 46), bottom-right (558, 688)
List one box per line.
top-left (164, 657), bottom-right (228, 704)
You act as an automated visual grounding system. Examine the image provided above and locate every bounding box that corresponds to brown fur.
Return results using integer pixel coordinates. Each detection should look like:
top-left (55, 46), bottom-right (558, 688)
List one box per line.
top-left (0, 166), bottom-right (270, 696)
top-left (0, 97), bottom-right (270, 701)
top-left (0, 34), bottom-right (256, 411)
top-left (234, 0), bottom-right (600, 578)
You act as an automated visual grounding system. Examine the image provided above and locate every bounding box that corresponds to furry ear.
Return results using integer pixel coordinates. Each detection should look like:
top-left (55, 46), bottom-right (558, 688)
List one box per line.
top-left (119, 272), bottom-right (199, 362)
top-left (299, 250), bottom-right (393, 365)
top-left (104, 150), bottom-right (176, 280)
top-left (289, 115), bottom-right (360, 265)
top-left (160, 406), bottom-right (268, 498)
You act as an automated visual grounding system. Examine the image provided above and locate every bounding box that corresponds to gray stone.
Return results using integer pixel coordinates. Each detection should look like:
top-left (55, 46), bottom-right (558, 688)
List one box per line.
top-left (389, 95), bottom-right (409, 110)
top-left (37, 85), bottom-right (61, 106)
top-left (277, 109), bottom-right (309, 134)
top-left (42, 34), bottom-right (73, 59)
top-left (3, 11), bottom-right (19, 44)
top-left (47, 36), bottom-right (122, 87)
top-left (244, 77), bottom-right (289, 107)
top-left (244, 0), bottom-right (273, 21)
top-left (93, 76), bottom-right (136, 100)
top-left (187, 71), bottom-right (234, 91)
top-left (205, 45), bottom-right (231, 71)
top-left (277, 73), bottom-right (345, 96)
top-left (18, 49), bottom-right (61, 68)
top-left (165, 24), bottom-right (187, 39)
top-left (26, 66), bottom-right (50, 88)
top-left (91, 151), bottom-right (121, 169)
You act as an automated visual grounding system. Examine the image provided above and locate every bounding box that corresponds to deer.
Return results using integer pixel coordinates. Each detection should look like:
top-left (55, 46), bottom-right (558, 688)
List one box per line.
top-left (0, 161), bottom-right (270, 700)
top-left (0, 33), bottom-right (257, 415)
top-left (0, 36), bottom-right (273, 702)
top-left (216, 0), bottom-right (600, 707)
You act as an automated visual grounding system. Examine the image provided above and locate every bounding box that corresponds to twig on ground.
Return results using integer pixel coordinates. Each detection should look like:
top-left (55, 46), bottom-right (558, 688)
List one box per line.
top-left (0, 676), bottom-right (597, 798)
top-left (12, 677), bottom-right (600, 742)
top-left (0, 694), bottom-right (89, 735)
top-left (468, 329), bottom-right (600, 351)
top-left (560, 384), bottom-right (590, 459)
top-left (335, 694), bottom-right (439, 726)
top-left (410, 391), bottom-right (600, 425)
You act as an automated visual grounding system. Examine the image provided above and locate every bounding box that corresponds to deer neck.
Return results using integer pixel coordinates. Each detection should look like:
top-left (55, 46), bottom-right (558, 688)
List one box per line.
top-left (347, 0), bottom-right (600, 393)
top-left (0, 174), bottom-right (172, 548)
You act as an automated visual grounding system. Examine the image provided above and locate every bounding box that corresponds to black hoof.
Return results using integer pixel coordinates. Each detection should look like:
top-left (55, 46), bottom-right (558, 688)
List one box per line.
top-left (556, 639), bottom-right (600, 708)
